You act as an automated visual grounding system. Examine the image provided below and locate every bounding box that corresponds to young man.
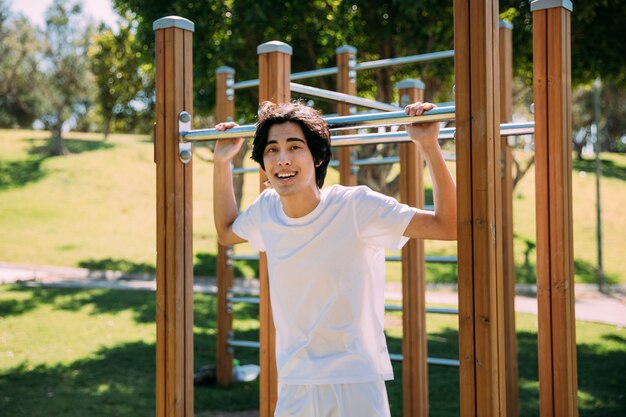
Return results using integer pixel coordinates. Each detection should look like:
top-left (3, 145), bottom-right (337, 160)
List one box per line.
top-left (213, 101), bottom-right (456, 417)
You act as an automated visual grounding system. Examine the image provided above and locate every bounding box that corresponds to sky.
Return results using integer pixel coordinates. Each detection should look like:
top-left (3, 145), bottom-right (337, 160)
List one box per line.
top-left (9, 0), bottom-right (119, 29)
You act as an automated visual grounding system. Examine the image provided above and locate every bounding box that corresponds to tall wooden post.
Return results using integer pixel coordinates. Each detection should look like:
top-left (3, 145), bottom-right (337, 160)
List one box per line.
top-left (215, 66), bottom-right (235, 387)
top-left (257, 41), bottom-right (291, 417)
top-left (532, 1), bottom-right (578, 416)
top-left (454, 1), bottom-right (508, 415)
top-left (397, 79), bottom-right (428, 417)
top-left (336, 45), bottom-right (357, 186)
top-left (154, 16), bottom-right (195, 417)
top-left (499, 19), bottom-right (519, 417)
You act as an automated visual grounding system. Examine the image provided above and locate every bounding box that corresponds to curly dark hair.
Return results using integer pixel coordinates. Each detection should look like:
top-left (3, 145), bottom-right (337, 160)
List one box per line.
top-left (251, 101), bottom-right (332, 188)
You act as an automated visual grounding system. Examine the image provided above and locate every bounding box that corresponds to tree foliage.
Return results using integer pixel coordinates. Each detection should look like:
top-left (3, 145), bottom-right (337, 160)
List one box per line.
top-left (0, 1), bottom-right (42, 128)
top-left (38, 0), bottom-right (96, 155)
top-left (89, 18), bottom-right (152, 138)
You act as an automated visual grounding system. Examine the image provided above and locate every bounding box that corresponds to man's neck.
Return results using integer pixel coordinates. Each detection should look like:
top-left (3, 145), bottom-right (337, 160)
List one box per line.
top-left (280, 187), bottom-right (321, 218)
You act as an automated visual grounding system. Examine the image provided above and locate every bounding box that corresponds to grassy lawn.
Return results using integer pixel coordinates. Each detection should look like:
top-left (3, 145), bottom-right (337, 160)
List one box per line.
top-left (1, 129), bottom-right (625, 284)
top-left (1, 285), bottom-right (625, 416)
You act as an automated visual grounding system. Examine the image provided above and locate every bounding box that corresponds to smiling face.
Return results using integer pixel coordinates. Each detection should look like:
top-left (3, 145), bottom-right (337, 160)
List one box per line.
top-left (263, 122), bottom-right (319, 199)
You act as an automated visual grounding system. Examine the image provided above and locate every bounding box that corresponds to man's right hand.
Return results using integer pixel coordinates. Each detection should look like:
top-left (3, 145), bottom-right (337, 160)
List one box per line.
top-left (213, 122), bottom-right (245, 163)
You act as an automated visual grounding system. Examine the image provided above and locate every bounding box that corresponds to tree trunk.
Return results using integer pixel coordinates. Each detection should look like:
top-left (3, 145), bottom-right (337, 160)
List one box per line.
top-left (49, 123), bottom-right (67, 156)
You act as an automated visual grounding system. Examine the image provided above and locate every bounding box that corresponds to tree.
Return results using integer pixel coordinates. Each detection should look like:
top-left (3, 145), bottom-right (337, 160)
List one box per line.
top-left (39, 0), bottom-right (95, 155)
top-left (89, 18), bottom-right (151, 138)
top-left (0, 1), bottom-right (43, 128)
top-left (500, 0), bottom-right (626, 152)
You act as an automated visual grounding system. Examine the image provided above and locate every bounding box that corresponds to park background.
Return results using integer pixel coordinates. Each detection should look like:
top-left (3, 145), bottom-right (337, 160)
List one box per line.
top-left (1, 0), bottom-right (625, 416)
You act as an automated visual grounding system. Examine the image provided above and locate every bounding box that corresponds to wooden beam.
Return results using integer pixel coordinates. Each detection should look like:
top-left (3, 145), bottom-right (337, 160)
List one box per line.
top-left (153, 16), bottom-right (195, 417)
top-left (257, 41), bottom-right (292, 417)
top-left (454, 1), bottom-right (507, 415)
top-left (336, 45), bottom-right (357, 186)
top-left (499, 20), bottom-right (519, 417)
top-left (215, 66), bottom-right (236, 387)
top-left (531, 1), bottom-right (578, 416)
top-left (397, 80), bottom-right (428, 417)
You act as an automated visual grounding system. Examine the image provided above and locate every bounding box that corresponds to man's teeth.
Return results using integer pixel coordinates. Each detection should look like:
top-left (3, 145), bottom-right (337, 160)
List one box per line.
top-left (277, 172), bottom-right (295, 178)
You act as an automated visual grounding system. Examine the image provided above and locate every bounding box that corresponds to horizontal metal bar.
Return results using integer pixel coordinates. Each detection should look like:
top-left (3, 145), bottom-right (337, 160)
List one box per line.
top-left (228, 296), bottom-right (260, 304)
top-left (291, 83), bottom-right (401, 112)
top-left (229, 254), bottom-right (260, 261)
top-left (190, 120), bottom-right (532, 150)
top-left (389, 353), bottom-right (460, 367)
top-left (355, 50), bottom-right (455, 72)
top-left (326, 106), bottom-right (456, 131)
top-left (352, 156), bottom-right (399, 167)
top-left (232, 50), bottom-right (454, 90)
top-left (385, 305), bottom-right (459, 315)
top-left (181, 107), bottom-right (455, 142)
top-left (184, 124), bottom-right (256, 141)
top-left (230, 253), bottom-right (457, 263)
top-left (232, 167), bottom-right (260, 175)
top-left (227, 339), bottom-right (261, 349)
top-left (386, 255), bottom-right (458, 263)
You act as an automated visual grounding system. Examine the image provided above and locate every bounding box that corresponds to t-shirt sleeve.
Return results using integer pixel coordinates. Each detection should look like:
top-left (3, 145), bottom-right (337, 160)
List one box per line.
top-left (232, 194), bottom-right (266, 252)
top-left (353, 186), bottom-right (418, 250)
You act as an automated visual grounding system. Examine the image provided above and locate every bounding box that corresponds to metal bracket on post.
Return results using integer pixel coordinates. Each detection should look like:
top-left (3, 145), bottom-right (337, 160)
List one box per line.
top-left (178, 111), bottom-right (192, 164)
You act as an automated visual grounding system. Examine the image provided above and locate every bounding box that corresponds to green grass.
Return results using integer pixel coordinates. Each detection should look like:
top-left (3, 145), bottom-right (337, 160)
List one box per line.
top-left (1, 129), bottom-right (625, 284)
top-left (1, 285), bottom-right (624, 416)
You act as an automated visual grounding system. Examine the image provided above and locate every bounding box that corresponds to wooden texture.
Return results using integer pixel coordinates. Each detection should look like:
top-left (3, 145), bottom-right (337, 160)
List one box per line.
top-left (454, 1), bottom-right (507, 415)
top-left (499, 23), bottom-right (519, 417)
top-left (398, 85), bottom-right (428, 417)
top-left (336, 48), bottom-right (357, 186)
top-left (532, 6), bottom-right (578, 417)
top-left (154, 24), bottom-right (194, 417)
top-left (215, 69), bottom-right (235, 387)
top-left (258, 46), bottom-right (291, 417)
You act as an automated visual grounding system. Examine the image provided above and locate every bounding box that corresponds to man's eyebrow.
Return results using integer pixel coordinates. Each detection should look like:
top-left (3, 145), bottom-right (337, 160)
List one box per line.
top-left (266, 137), bottom-right (306, 145)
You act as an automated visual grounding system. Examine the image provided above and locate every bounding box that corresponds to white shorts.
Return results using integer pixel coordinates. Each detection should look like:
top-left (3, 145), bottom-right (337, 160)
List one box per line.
top-left (274, 380), bottom-right (391, 417)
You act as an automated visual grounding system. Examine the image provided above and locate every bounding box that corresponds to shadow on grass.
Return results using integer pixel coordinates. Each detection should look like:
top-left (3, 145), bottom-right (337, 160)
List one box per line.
top-left (573, 157), bottom-right (626, 182)
top-left (27, 137), bottom-right (114, 157)
top-left (574, 258), bottom-right (618, 285)
top-left (195, 252), bottom-right (259, 279)
top-left (0, 158), bottom-right (46, 190)
top-left (1, 286), bottom-right (157, 323)
top-left (78, 258), bottom-right (156, 274)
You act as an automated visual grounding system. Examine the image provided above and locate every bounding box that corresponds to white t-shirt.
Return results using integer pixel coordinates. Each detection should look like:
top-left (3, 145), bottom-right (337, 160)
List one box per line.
top-left (232, 184), bottom-right (418, 384)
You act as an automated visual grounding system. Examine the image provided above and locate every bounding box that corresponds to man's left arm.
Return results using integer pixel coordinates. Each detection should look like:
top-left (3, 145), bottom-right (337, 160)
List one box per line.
top-left (402, 102), bottom-right (457, 241)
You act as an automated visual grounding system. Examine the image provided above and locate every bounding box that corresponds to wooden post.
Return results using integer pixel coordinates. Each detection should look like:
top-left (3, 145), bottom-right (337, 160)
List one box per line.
top-left (499, 19), bottom-right (519, 417)
top-left (215, 66), bottom-right (235, 387)
top-left (397, 79), bottom-right (428, 417)
top-left (531, 1), bottom-right (578, 416)
top-left (454, 1), bottom-right (508, 415)
top-left (336, 45), bottom-right (357, 186)
top-left (257, 41), bottom-right (291, 417)
top-left (154, 16), bottom-right (195, 417)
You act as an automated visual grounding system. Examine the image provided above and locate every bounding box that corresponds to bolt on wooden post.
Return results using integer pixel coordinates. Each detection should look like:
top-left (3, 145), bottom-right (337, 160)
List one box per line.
top-left (397, 79), bottom-right (428, 417)
top-left (153, 15), bottom-right (195, 417)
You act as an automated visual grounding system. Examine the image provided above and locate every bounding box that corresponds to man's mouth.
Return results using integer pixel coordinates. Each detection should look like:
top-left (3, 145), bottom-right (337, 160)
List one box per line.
top-left (276, 171), bottom-right (297, 180)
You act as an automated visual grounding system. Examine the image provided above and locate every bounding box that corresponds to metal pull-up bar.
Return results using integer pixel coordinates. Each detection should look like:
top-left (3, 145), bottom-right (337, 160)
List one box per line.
top-left (178, 105), bottom-right (456, 143)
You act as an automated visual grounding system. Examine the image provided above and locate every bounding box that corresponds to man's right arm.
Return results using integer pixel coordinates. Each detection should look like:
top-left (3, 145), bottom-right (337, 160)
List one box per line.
top-left (213, 122), bottom-right (247, 246)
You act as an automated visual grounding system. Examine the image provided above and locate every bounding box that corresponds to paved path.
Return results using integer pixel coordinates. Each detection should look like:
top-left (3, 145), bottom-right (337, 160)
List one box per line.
top-left (1, 261), bottom-right (625, 327)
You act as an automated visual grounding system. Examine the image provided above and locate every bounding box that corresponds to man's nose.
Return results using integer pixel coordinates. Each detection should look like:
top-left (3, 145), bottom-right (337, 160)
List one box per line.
top-left (277, 149), bottom-right (291, 165)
